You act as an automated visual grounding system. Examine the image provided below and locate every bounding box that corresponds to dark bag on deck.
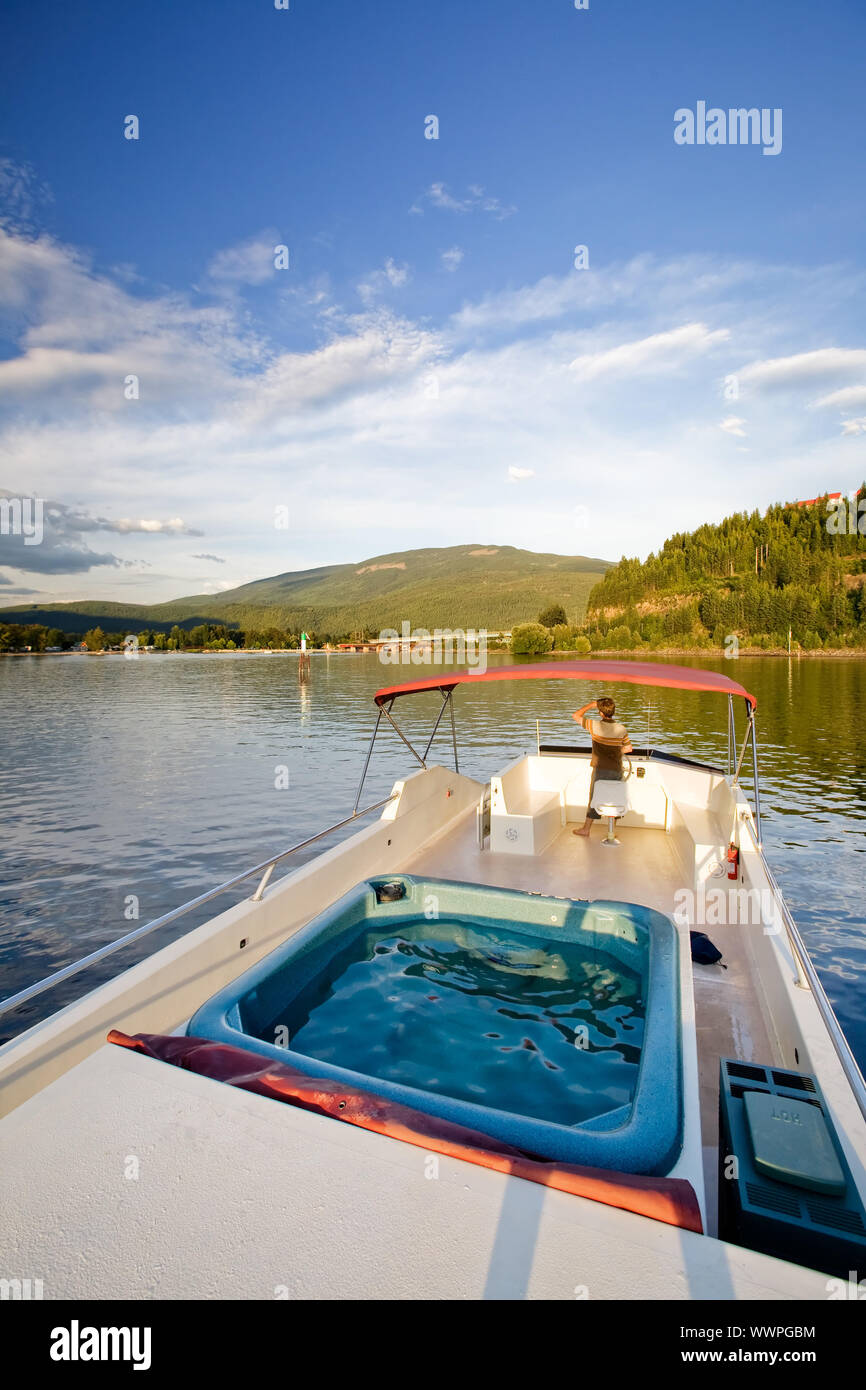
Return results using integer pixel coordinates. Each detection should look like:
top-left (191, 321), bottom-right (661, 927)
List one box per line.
top-left (689, 930), bottom-right (725, 966)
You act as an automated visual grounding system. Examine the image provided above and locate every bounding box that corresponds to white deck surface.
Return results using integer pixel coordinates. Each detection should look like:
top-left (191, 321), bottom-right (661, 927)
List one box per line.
top-left (0, 1044), bottom-right (829, 1300)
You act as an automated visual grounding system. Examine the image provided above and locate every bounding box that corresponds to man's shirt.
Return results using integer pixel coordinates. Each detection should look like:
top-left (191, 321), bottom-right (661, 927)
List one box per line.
top-left (581, 712), bottom-right (630, 773)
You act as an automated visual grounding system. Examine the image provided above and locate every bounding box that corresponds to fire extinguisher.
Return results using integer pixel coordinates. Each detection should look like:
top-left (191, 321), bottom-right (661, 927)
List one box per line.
top-left (727, 842), bottom-right (739, 881)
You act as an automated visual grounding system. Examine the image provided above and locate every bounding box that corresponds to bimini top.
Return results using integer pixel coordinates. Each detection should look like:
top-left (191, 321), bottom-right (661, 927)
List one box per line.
top-left (374, 659), bottom-right (757, 711)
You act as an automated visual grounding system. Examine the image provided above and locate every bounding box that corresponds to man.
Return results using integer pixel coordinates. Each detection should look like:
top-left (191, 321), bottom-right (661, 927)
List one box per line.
top-left (572, 697), bottom-right (633, 838)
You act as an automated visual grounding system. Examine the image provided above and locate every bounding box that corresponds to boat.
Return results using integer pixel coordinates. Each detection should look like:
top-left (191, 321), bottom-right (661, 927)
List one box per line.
top-left (1, 658), bottom-right (864, 1301)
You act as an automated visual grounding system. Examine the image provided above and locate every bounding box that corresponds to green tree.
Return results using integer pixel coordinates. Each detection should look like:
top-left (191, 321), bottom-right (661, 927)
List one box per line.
top-left (0, 623), bottom-right (24, 651)
top-left (538, 603), bottom-right (568, 628)
top-left (21, 624), bottom-right (48, 651)
top-left (511, 622), bottom-right (553, 656)
top-left (83, 627), bottom-right (107, 651)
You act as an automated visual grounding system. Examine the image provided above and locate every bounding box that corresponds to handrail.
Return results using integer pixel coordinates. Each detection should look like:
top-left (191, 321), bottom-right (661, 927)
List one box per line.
top-left (741, 817), bottom-right (866, 1125)
top-left (0, 794), bottom-right (398, 1022)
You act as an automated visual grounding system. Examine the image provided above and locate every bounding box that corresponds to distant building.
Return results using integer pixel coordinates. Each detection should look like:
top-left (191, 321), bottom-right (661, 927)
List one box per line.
top-left (789, 491), bottom-right (842, 509)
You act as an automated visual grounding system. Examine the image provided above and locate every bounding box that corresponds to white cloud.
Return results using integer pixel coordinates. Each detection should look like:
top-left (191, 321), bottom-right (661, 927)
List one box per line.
top-left (0, 228), bottom-right (263, 413)
top-left (206, 233), bottom-right (280, 287)
top-left (412, 183), bottom-right (516, 220)
top-left (357, 258), bottom-right (410, 304)
top-left (113, 517), bottom-right (199, 534)
top-left (0, 157), bottom-right (53, 233)
top-left (1, 230), bottom-right (864, 602)
top-left (812, 384), bottom-right (866, 410)
top-left (569, 324), bottom-right (729, 380)
top-left (719, 416), bottom-right (748, 437)
top-left (441, 247), bottom-right (464, 272)
top-left (737, 348), bottom-right (866, 392)
top-left (840, 417), bottom-right (866, 436)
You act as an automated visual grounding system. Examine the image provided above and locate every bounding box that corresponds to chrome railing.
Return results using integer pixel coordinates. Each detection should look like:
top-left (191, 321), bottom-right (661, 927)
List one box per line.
top-left (0, 794), bottom-right (397, 1022)
top-left (742, 817), bottom-right (866, 1125)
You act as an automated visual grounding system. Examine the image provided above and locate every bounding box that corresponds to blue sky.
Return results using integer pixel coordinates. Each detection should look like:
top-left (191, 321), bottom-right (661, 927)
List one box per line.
top-left (0, 0), bottom-right (864, 603)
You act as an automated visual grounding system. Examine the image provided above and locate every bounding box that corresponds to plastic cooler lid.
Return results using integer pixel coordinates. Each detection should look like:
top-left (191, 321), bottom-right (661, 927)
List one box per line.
top-left (743, 1089), bottom-right (846, 1196)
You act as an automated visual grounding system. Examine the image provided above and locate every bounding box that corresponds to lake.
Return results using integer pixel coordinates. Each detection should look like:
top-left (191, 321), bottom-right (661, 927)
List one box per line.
top-left (1, 650), bottom-right (864, 1071)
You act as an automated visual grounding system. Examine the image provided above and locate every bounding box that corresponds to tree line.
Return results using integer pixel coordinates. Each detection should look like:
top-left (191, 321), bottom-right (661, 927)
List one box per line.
top-left (510, 490), bottom-right (866, 653)
top-left (0, 621), bottom-right (319, 653)
top-left (579, 487), bottom-right (866, 650)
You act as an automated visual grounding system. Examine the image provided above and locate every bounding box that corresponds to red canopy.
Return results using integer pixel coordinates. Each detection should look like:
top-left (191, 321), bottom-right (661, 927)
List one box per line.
top-left (374, 659), bottom-right (757, 710)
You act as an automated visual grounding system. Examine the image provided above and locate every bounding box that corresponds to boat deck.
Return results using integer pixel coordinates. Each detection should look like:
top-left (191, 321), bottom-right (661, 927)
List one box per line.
top-left (0, 1040), bottom-right (826, 1300)
top-left (0, 772), bottom-right (848, 1300)
top-left (405, 815), bottom-right (780, 1225)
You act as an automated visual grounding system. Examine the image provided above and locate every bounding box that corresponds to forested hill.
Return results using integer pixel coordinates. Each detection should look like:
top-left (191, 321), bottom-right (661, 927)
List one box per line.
top-left (0, 544), bottom-right (610, 639)
top-left (584, 486), bottom-right (866, 650)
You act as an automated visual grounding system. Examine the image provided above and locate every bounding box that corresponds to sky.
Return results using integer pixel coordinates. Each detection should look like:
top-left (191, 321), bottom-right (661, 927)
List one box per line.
top-left (0, 0), bottom-right (864, 604)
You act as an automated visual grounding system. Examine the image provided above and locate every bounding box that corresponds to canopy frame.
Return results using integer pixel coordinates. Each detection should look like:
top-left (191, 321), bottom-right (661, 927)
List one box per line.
top-left (354, 687), bottom-right (459, 812)
top-left (362, 659), bottom-right (763, 844)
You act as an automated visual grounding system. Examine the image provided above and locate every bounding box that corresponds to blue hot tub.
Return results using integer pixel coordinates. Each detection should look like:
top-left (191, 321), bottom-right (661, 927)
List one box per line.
top-left (188, 875), bottom-right (683, 1174)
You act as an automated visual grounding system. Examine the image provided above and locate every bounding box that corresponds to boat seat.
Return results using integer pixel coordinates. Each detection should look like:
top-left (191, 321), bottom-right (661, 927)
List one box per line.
top-left (673, 802), bottom-right (728, 888)
top-left (488, 757), bottom-right (565, 855)
top-left (591, 779), bottom-right (630, 847)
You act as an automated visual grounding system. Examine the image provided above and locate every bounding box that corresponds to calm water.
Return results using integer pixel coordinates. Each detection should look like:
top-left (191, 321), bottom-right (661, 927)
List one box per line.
top-left (267, 922), bottom-right (643, 1126)
top-left (1, 651), bottom-right (864, 1071)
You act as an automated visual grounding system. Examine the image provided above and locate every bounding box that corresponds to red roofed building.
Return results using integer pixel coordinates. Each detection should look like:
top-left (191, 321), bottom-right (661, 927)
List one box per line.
top-left (789, 492), bottom-right (842, 509)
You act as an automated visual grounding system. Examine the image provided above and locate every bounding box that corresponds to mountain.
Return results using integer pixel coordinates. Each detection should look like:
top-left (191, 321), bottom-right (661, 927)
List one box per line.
top-left (0, 544), bottom-right (611, 638)
top-left (582, 488), bottom-right (866, 650)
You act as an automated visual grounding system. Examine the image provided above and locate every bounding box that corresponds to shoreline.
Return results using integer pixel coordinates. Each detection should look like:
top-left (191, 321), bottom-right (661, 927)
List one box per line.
top-left (548, 647), bottom-right (866, 660)
top-left (4, 645), bottom-right (866, 660)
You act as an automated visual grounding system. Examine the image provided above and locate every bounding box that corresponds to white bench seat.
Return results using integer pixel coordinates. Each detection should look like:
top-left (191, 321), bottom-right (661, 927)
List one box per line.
top-left (489, 757), bottom-right (565, 856)
top-left (672, 802), bottom-right (727, 888)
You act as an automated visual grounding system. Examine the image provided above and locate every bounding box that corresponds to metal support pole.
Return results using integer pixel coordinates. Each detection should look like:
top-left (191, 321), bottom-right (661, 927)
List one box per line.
top-left (251, 862), bottom-right (275, 902)
top-left (380, 701), bottom-right (427, 769)
top-left (750, 714), bottom-right (763, 848)
top-left (732, 721), bottom-right (751, 783)
top-left (353, 709), bottom-right (383, 812)
top-left (449, 689), bottom-right (459, 773)
top-left (727, 694), bottom-right (734, 777)
top-left (421, 689), bottom-right (451, 762)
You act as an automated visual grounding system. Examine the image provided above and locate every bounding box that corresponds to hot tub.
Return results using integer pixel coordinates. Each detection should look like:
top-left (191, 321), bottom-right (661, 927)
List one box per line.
top-left (188, 875), bottom-right (683, 1174)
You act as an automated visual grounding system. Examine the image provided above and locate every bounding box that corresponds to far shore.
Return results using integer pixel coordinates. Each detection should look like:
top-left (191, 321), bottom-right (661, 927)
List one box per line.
top-left (4, 645), bottom-right (866, 661)
top-left (549, 646), bottom-right (866, 660)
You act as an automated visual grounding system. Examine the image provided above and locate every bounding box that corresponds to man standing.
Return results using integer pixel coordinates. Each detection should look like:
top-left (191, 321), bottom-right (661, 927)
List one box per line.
top-left (572, 697), bottom-right (633, 838)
